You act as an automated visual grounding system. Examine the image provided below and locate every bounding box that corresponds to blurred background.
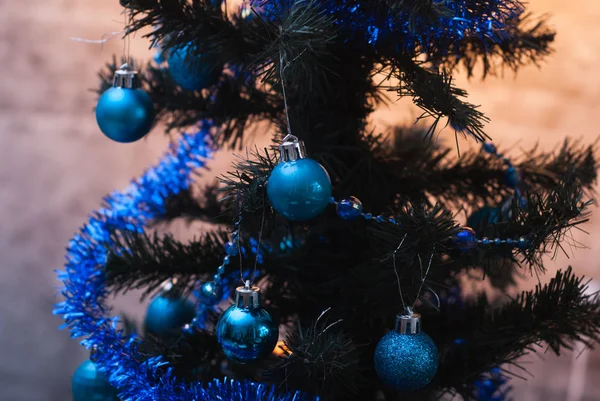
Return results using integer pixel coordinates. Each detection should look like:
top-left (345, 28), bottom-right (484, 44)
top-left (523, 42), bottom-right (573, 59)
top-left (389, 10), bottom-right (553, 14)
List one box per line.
top-left (0, 0), bottom-right (599, 400)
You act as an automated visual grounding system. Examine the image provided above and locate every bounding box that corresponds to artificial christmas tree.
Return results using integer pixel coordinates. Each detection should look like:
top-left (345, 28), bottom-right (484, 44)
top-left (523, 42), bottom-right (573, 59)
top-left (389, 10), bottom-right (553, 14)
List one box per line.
top-left (55, 1), bottom-right (600, 400)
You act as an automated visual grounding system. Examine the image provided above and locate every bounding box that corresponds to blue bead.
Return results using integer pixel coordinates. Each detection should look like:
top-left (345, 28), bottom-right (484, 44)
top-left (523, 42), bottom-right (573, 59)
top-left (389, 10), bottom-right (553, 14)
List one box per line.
top-left (216, 304), bottom-right (278, 363)
top-left (504, 166), bottom-right (520, 189)
top-left (144, 294), bottom-right (196, 336)
top-left (494, 238), bottom-right (502, 246)
top-left (200, 281), bottom-right (222, 304)
top-left (481, 237), bottom-right (490, 245)
top-left (72, 360), bottom-right (118, 401)
top-left (454, 227), bottom-right (477, 251)
top-left (266, 158), bottom-right (332, 221)
top-left (389, 217), bottom-right (397, 224)
top-left (376, 215), bottom-right (386, 223)
top-left (168, 43), bottom-right (222, 91)
top-left (95, 87), bottom-right (155, 143)
top-left (223, 255), bottom-right (231, 265)
top-left (517, 237), bottom-right (530, 250)
top-left (336, 196), bottom-right (363, 220)
top-left (373, 331), bottom-right (438, 391)
top-left (506, 238), bottom-right (514, 246)
top-left (225, 241), bottom-right (238, 256)
top-left (483, 142), bottom-right (497, 154)
top-left (364, 213), bottom-right (373, 220)
top-left (217, 265), bottom-right (226, 275)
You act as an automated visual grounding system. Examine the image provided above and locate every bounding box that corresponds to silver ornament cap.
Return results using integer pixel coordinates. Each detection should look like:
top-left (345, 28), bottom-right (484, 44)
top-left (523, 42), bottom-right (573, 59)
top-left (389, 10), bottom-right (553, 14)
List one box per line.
top-left (113, 63), bottom-right (138, 89)
top-left (235, 281), bottom-right (262, 309)
top-left (394, 307), bottom-right (421, 334)
top-left (277, 134), bottom-right (307, 162)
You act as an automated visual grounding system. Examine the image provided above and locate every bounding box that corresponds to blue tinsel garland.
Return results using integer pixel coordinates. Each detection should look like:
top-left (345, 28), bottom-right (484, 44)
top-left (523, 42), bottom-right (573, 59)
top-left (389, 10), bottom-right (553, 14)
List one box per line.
top-left (53, 127), bottom-right (316, 401)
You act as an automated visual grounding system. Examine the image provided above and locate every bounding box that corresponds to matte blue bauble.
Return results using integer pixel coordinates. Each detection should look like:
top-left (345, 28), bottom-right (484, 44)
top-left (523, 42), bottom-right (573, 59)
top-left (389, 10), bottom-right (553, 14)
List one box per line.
top-left (168, 44), bottom-right (222, 91)
top-left (216, 288), bottom-right (278, 363)
top-left (267, 158), bottom-right (332, 221)
top-left (144, 294), bottom-right (196, 336)
top-left (374, 331), bottom-right (438, 391)
top-left (72, 359), bottom-right (118, 401)
top-left (95, 87), bottom-right (155, 143)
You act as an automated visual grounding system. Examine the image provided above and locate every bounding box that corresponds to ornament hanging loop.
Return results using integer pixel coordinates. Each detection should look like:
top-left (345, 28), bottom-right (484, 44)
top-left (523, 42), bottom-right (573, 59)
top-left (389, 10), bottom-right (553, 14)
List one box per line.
top-left (395, 307), bottom-right (421, 334)
top-left (113, 63), bottom-right (138, 89)
top-left (276, 134), bottom-right (307, 162)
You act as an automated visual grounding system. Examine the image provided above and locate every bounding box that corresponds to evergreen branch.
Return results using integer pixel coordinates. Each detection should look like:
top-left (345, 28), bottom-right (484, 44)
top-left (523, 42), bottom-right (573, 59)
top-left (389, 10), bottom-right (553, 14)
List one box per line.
top-left (435, 12), bottom-right (556, 78)
top-left (266, 310), bottom-right (361, 399)
top-left (152, 184), bottom-right (230, 226)
top-left (105, 231), bottom-right (229, 298)
top-left (430, 267), bottom-right (600, 399)
top-left (390, 59), bottom-right (490, 142)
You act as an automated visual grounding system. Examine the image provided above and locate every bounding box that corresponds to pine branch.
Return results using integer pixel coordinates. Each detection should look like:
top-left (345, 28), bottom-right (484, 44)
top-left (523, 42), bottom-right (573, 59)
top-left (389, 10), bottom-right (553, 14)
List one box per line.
top-left (105, 231), bottom-right (229, 298)
top-left (430, 267), bottom-right (600, 399)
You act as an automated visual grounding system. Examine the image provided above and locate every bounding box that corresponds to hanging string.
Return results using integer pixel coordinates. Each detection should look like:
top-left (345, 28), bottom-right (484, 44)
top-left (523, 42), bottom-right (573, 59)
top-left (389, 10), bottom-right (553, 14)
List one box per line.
top-left (392, 234), bottom-right (408, 312)
top-left (412, 251), bottom-right (435, 309)
top-left (279, 51), bottom-right (293, 137)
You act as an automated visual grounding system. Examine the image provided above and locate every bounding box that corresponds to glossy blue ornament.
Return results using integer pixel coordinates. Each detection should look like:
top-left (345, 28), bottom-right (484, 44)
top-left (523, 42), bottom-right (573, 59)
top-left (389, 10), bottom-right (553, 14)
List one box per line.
top-left (216, 284), bottom-right (278, 363)
top-left (454, 226), bottom-right (477, 251)
top-left (337, 196), bottom-right (363, 220)
top-left (168, 43), bottom-right (222, 91)
top-left (267, 135), bottom-right (332, 221)
top-left (72, 359), bottom-right (118, 401)
top-left (144, 292), bottom-right (196, 336)
top-left (95, 65), bottom-right (155, 143)
top-left (374, 312), bottom-right (438, 391)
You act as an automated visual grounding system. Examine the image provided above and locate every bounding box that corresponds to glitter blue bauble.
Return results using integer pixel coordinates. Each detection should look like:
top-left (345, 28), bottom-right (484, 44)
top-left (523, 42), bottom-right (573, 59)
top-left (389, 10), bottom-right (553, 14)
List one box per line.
top-left (144, 294), bottom-right (196, 336)
top-left (374, 331), bottom-right (438, 391)
top-left (216, 290), bottom-right (278, 363)
top-left (72, 359), bottom-right (118, 401)
top-left (168, 43), bottom-right (222, 91)
top-left (95, 87), bottom-right (155, 143)
top-left (267, 158), bottom-right (332, 221)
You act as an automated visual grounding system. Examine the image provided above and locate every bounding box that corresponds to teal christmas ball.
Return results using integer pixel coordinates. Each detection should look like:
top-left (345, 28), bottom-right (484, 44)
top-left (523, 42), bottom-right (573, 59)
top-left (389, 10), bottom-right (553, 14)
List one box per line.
top-left (144, 294), bottom-right (196, 336)
top-left (374, 331), bottom-right (438, 391)
top-left (267, 158), bottom-right (332, 221)
top-left (216, 300), bottom-right (278, 363)
top-left (72, 359), bottom-right (118, 401)
top-left (95, 87), bottom-right (155, 143)
top-left (168, 43), bottom-right (222, 91)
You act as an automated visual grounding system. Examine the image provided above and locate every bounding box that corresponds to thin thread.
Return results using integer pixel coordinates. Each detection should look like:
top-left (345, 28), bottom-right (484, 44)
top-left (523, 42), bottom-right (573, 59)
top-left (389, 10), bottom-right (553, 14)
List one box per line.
top-left (279, 50), bottom-right (293, 136)
top-left (71, 32), bottom-right (124, 46)
top-left (412, 251), bottom-right (435, 309)
top-left (392, 233), bottom-right (408, 312)
top-left (250, 187), bottom-right (267, 285)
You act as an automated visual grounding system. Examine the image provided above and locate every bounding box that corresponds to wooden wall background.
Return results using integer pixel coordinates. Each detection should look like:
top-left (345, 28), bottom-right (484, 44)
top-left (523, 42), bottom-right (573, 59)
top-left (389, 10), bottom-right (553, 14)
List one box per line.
top-left (0, 0), bottom-right (598, 400)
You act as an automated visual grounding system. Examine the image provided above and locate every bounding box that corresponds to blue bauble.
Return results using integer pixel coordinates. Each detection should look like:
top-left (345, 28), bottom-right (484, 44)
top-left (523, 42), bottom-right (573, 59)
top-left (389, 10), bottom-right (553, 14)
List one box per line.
top-left (168, 43), bottom-right (222, 91)
top-left (467, 206), bottom-right (500, 235)
top-left (72, 359), bottom-right (118, 401)
top-left (374, 331), bottom-right (438, 391)
top-left (95, 87), bottom-right (155, 143)
top-left (267, 158), bottom-right (332, 221)
top-left (144, 293), bottom-right (196, 336)
top-left (216, 286), bottom-right (278, 363)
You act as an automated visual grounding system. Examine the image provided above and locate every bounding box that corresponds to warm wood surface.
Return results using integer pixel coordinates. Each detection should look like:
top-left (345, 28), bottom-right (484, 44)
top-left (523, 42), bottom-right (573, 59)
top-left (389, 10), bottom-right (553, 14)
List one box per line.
top-left (0, 1), bottom-right (598, 400)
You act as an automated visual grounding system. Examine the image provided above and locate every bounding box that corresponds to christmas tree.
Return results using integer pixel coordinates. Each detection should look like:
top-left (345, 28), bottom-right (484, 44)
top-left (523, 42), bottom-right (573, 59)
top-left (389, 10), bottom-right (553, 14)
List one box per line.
top-left (55, 1), bottom-right (600, 400)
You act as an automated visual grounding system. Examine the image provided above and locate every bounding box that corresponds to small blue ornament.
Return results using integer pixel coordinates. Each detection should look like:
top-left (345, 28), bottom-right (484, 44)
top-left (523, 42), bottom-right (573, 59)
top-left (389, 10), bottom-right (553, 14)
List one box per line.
top-left (374, 311), bottom-right (438, 391)
top-left (267, 135), bottom-right (332, 221)
top-left (96, 64), bottom-right (155, 143)
top-left (517, 236), bottom-right (530, 250)
top-left (200, 281), bottom-right (222, 304)
top-left (483, 142), bottom-right (497, 154)
top-left (216, 283), bottom-right (278, 363)
top-left (504, 166), bottom-right (521, 189)
top-left (336, 196), bottom-right (363, 220)
top-left (168, 43), bottom-right (222, 91)
top-left (144, 291), bottom-right (196, 336)
top-left (454, 227), bottom-right (477, 251)
top-left (72, 359), bottom-right (118, 401)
